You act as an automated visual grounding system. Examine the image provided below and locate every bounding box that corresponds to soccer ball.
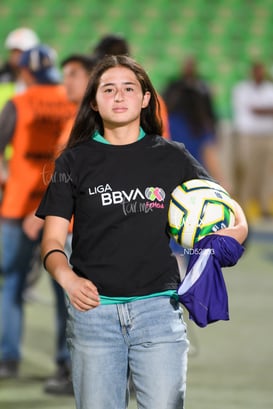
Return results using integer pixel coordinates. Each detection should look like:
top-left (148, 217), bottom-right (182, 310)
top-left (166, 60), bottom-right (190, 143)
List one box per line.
top-left (168, 179), bottom-right (235, 249)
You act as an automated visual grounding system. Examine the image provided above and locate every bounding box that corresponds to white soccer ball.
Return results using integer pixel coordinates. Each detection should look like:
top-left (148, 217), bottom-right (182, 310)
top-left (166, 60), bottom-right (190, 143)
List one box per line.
top-left (168, 179), bottom-right (235, 249)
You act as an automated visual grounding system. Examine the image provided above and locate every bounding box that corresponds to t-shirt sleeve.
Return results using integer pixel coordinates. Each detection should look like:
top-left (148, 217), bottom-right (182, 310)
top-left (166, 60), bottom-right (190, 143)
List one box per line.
top-left (177, 142), bottom-right (213, 182)
top-left (35, 153), bottom-right (74, 220)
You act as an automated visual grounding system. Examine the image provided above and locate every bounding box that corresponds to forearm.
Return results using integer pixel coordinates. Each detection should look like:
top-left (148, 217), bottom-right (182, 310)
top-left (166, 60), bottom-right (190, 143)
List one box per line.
top-left (41, 237), bottom-right (100, 311)
top-left (252, 107), bottom-right (273, 115)
top-left (0, 153), bottom-right (6, 185)
top-left (41, 239), bottom-right (77, 290)
top-left (0, 101), bottom-right (16, 152)
top-left (22, 212), bottom-right (45, 240)
top-left (38, 212), bottom-right (99, 311)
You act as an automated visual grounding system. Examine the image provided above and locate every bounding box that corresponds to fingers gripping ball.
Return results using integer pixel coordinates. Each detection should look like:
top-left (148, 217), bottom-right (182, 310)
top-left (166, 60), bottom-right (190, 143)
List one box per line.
top-left (168, 179), bottom-right (235, 249)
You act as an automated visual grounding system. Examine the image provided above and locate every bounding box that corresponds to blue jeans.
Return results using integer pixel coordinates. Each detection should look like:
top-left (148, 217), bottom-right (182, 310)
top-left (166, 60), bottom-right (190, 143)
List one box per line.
top-left (0, 219), bottom-right (70, 365)
top-left (66, 296), bottom-right (189, 409)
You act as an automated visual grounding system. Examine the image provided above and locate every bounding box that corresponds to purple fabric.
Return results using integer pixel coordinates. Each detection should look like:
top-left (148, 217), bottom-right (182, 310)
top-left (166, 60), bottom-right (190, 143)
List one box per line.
top-left (178, 234), bottom-right (244, 327)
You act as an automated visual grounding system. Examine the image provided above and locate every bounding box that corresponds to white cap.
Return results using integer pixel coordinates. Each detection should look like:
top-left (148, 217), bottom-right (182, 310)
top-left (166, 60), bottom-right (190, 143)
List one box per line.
top-left (5, 27), bottom-right (40, 51)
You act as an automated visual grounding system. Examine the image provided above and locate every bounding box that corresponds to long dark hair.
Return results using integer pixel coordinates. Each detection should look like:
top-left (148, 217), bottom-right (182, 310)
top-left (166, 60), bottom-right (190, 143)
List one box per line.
top-left (67, 55), bottom-right (162, 148)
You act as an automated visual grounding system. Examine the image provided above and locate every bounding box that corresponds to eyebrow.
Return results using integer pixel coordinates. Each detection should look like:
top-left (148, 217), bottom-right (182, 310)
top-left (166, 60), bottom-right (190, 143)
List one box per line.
top-left (100, 81), bottom-right (137, 88)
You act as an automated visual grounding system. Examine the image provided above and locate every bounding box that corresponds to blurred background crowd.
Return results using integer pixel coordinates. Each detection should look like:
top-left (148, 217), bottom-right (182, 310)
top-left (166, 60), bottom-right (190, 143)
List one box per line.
top-left (1, 0), bottom-right (273, 221)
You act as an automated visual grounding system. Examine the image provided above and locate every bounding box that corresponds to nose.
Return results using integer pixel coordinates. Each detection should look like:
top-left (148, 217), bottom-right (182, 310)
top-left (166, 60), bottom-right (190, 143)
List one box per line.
top-left (114, 89), bottom-right (124, 102)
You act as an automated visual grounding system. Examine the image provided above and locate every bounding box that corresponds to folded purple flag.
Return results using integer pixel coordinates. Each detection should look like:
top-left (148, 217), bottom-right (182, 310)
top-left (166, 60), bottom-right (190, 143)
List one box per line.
top-left (178, 234), bottom-right (245, 327)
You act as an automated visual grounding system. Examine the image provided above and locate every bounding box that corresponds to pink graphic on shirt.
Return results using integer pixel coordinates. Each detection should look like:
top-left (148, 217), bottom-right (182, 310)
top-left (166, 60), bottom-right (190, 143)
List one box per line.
top-left (145, 187), bottom-right (165, 202)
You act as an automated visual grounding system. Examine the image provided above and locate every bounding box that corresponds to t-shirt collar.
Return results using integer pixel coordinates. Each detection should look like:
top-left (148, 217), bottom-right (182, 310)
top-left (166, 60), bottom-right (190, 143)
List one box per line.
top-left (92, 127), bottom-right (145, 144)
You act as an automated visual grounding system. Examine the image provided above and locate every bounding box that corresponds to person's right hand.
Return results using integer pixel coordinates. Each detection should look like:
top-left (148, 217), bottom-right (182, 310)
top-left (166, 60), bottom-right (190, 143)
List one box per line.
top-left (64, 274), bottom-right (100, 311)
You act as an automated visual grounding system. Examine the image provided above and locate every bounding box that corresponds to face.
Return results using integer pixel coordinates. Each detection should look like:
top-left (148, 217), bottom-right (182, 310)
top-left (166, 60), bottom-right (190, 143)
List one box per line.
top-left (9, 49), bottom-right (23, 69)
top-left (252, 64), bottom-right (265, 83)
top-left (18, 67), bottom-right (35, 86)
top-left (182, 57), bottom-right (197, 77)
top-left (62, 61), bottom-right (90, 104)
top-left (92, 66), bottom-right (150, 128)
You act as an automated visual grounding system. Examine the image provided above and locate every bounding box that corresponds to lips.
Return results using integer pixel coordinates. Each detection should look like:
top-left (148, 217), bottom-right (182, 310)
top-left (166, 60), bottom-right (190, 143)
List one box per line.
top-left (113, 107), bottom-right (127, 112)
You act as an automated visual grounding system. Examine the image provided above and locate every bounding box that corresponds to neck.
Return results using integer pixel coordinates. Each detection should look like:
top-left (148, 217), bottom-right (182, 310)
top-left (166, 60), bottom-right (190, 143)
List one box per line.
top-left (103, 123), bottom-right (141, 145)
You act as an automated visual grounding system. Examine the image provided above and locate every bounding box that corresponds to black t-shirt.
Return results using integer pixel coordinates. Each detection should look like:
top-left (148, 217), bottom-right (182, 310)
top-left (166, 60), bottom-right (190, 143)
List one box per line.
top-left (36, 134), bottom-right (210, 296)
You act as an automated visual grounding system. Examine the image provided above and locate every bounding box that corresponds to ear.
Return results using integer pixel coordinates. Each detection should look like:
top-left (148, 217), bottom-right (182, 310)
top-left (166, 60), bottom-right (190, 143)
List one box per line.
top-left (141, 91), bottom-right (151, 108)
top-left (90, 101), bottom-right (98, 111)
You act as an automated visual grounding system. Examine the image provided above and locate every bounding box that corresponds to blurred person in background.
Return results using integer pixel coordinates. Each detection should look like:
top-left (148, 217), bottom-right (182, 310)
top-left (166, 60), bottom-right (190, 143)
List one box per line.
top-left (0, 27), bottom-right (40, 200)
top-left (42, 53), bottom-right (97, 396)
top-left (0, 44), bottom-right (75, 396)
top-left (232, 61), bottom-right (273, 221)
top-left (93, 33), bottom-right (129, 58)
top-left (56, 54), bottom-right (98, 153)
top-left (0, 27), bottom-right (40, 283)
top-left (0, 27), bottom-right (40, 109)
top-left (162, 81), bottom-right (224, 186)
top-left (163, 55), bottom-right (217, 134)
top-left (162, 58), bottom-right (228, 273)
top-left (92, 33), bottom-right (170, 139)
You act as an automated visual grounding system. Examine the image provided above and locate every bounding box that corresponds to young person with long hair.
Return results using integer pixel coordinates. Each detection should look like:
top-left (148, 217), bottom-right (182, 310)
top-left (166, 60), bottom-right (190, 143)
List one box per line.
top-left (36, 55), bottom-right (248, 409)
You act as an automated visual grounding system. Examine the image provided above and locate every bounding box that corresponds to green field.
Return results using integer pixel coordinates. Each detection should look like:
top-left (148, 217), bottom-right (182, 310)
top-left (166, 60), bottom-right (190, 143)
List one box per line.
top-left (0, 220), bottom-right (272, 409)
